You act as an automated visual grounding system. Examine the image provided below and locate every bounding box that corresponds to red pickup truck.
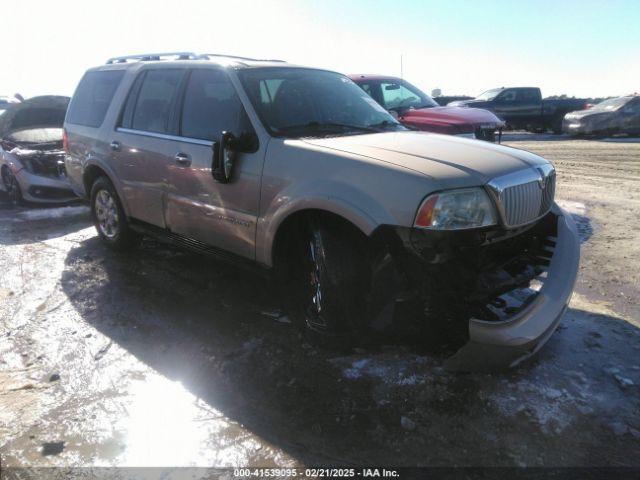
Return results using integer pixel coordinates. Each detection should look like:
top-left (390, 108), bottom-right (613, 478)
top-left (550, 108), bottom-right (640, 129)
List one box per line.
top-left (350, 75), bottom-right (504, 142)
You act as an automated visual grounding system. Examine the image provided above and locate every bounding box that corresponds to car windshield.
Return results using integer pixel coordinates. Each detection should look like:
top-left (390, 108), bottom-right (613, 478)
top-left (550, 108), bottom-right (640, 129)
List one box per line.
top-left (238, 68), bottom-right (405, 137)
top-left (380, 80), bottom-right (439, 110)
top-left (591, 96), bottom-right (632, 111)
top-left (476, 89), bottom-right (503, 101)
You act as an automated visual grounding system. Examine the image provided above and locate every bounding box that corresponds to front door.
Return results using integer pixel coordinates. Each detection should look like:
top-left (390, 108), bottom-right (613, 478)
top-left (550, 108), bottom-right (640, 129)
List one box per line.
top-left (165, 68), bottom-right (264, 260)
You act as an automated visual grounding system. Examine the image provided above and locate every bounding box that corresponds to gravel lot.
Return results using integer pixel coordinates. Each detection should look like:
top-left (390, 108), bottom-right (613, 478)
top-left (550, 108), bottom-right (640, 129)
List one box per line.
top-left (1, 135), bottom-right (639, 469)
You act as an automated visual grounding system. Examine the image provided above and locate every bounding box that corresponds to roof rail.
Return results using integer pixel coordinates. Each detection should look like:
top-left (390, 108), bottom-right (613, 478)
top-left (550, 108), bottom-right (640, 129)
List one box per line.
top-left (106, 52), bottom-right (199, 64)
top-left (105, 52), bottom-right (286, 65)
top-left (199, 53), bottom-right (286, 63)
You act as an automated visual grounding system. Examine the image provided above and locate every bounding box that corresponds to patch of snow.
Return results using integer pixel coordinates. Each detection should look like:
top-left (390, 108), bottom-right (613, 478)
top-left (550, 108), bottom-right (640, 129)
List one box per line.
top-left (333, 355), bottom-right (431, 386)
top-left (16, 206), bottom-right (89, 221)
top-left (556, 200), bottom-right (586, 216)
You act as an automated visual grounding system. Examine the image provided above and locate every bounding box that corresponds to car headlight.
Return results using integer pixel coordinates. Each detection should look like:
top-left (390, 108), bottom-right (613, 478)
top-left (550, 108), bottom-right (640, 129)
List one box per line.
top-left (414, 187), bottom-right (497, 230)
top-left (18, 157), bottom-right (35, 173)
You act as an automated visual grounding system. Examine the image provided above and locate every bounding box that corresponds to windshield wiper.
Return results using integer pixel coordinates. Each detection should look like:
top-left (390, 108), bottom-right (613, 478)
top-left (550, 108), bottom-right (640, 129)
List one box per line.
top-left (277, 121), bottom-right (379, 135)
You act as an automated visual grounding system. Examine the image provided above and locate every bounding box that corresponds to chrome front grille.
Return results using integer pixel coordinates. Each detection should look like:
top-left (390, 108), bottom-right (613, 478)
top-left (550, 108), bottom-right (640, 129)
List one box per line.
top-left (487, 166), bottom-right (556, 228)
top-left (503, 181), bottom-right (542, 226)
top-left (540, 171), bottom-right (556, 214)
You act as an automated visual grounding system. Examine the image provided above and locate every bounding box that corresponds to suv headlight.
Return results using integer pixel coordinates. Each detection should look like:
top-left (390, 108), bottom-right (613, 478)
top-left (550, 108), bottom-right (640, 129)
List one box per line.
top-left (414, 187), bottom-right (497, 230)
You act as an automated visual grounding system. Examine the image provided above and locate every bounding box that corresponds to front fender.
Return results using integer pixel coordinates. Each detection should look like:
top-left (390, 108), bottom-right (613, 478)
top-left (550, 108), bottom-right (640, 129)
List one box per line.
top-left (256, 180), bottom-right (397, 267)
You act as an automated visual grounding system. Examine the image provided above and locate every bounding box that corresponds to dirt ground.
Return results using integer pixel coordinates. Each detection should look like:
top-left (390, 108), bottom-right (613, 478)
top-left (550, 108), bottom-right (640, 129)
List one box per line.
top-left (1, 134), bottom-right (639, 470)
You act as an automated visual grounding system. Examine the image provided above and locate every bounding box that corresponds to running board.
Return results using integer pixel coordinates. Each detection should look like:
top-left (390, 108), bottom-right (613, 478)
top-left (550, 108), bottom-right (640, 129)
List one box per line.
top-left (129, 218), bottom-right (270, 276)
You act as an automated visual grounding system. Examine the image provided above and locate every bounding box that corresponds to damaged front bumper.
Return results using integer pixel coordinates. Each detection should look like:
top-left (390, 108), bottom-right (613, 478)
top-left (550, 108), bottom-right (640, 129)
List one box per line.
top-left (375, 203), bottom-right (580, 371)
top-left (5, 149), bottom-right (77, 203)
top-left (15, 167), bottom-right (77, 203)
top-left (445, 204), bottom-right (580, 371)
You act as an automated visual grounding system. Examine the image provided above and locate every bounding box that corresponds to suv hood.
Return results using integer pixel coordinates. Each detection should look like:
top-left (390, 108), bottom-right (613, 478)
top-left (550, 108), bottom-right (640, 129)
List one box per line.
top-left (401, 106), bottom-right (502, 126)
top-left (302, 131), bottom-right (549, 184)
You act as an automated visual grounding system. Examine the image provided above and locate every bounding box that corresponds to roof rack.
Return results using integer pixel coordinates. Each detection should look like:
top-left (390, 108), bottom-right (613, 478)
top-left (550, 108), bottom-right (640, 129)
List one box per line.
top-left (199, 53), bottom-right (286, 63)
top-left (105, 52), bottom-right (286, 65)
top-left (106, 52), bottom-right (200, 64)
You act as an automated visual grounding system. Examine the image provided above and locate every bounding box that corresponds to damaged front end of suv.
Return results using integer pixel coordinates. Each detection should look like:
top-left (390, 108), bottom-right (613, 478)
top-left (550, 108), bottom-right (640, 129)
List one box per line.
top-left (369, 166), bottom-right (579, 372)
top-left (0, 95), bottom-right (77, 205)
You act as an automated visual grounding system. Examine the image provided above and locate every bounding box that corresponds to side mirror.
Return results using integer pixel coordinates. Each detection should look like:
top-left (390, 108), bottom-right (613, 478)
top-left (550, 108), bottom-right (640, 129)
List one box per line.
top-left (212, 131), bottom-right (237, 183)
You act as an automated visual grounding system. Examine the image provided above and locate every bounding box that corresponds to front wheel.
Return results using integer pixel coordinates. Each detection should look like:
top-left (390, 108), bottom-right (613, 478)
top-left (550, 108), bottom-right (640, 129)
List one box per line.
top-left (2, 167), bottom-right (24, 206)
top-left (90, 177), bottom-right (137, 250)
top-left (280, 217), bottom-right (370, 349)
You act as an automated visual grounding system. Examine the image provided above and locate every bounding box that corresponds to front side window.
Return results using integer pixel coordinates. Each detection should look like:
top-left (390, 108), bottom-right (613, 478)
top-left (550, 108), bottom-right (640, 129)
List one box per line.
top-left (497, 90), bottom-right (517, 102)
top-left (180, 69), bottom-right (250, 141)
top-left (518, 89), bottom-right (539, 102)
top-left (238, 68), bottom-right (404, 138)
top-left (131, 69), bottom-right (185, 134)
top-left (67, 70), bottom-right (124, 127)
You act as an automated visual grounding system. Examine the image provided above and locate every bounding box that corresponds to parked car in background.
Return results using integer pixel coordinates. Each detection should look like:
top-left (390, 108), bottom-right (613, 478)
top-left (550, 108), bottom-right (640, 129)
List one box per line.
top-left (563, 95), bottom-right (640, 136)
top-left (448, 87), bottom-right (589, 134)
top-left (0, 95), bottom-right (76, 205)
top-left (64, 52), bottom-right (579, 370)
top-left (351, 75), bottom-right (504, 142)
top-left (0, 96), bottom-right (21, 117)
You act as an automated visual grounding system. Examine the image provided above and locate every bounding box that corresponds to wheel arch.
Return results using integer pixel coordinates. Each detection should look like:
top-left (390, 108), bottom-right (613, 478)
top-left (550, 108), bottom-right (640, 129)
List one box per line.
top-left (263, 196), bottom-right (384, 268)
top-left (83, 163), bottom-right (130, 217)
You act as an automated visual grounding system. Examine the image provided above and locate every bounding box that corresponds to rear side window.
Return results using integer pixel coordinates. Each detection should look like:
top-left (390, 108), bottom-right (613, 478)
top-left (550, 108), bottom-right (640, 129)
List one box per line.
top-left (67, 71), bottom-right (124, 127)
top-left (180, 69), bottom-right (249, 141)
top-left (131, 69), bottom-right (185, 134)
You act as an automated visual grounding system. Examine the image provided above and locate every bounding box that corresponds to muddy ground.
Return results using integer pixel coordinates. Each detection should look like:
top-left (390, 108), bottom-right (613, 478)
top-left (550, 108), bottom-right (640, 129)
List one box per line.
top-left (1, 135), bottom-right (639, 470)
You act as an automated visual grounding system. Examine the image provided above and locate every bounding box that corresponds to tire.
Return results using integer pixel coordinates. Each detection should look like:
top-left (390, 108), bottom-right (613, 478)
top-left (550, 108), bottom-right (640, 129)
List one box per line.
top-left (90, 176), bottom-right (137, 250)
top-left (279, 216), bottom-right (370, 350)
top-left (2, 167), bottom-right (24, 207)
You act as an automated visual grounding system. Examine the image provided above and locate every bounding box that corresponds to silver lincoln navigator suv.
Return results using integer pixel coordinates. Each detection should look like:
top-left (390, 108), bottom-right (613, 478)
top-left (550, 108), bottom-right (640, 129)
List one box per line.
top-left (64, 52), bottom-right (580, 371)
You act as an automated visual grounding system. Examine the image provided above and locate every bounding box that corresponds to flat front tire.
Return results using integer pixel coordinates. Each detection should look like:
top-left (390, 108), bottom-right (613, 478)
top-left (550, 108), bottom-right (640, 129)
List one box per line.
top-left (90, 177), bottom-right (137, 250)
top-left (280, 217), bottom-right (369, 349)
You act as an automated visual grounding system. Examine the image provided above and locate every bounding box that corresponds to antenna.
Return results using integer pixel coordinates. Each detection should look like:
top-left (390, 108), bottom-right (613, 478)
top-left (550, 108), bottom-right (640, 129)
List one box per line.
top-left (400, 54), bottom-right (404, 104)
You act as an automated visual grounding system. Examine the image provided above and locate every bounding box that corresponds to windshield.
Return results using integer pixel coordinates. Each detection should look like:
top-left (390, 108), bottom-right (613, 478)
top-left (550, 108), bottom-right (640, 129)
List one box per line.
top-left (476, 89), bottom-right (503, 101)
top-left (380, 80), bottom-right (439, 110)
top-left (238, 68), bottom-right (405, 137)
top-left (591, 96), bottom-right (632, 111)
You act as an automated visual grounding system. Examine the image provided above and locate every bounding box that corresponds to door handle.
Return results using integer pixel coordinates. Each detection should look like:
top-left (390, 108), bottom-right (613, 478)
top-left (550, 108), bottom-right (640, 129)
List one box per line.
top-left (110, 141), bottom-right (121, 151)
top-left (174, 152), bottom-right (192, 166)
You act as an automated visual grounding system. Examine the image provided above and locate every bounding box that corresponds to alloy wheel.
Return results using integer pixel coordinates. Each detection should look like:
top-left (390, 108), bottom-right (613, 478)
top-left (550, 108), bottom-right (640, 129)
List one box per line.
top-left (94, 189), bottom-right (120, 239)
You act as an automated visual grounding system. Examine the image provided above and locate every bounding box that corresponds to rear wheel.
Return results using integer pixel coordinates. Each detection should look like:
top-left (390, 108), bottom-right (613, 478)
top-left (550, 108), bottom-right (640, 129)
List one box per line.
top-left (90, 176), bottom-right (137, 250)
top-left (2, 167), bottom-right (24, 206)
top-left (279, 216), bottom-right (370, 349)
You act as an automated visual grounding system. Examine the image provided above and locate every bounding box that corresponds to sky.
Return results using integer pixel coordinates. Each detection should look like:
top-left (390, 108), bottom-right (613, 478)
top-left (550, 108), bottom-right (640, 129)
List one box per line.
top-left (2, 0), bottom-right (639, 100)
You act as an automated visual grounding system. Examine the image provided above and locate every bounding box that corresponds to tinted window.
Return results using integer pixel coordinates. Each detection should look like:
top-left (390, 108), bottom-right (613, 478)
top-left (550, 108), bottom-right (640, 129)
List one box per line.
top-left (498, 90), bottom-right (517, 102)
top-left (379, 81), bottom-right (437, 110)
top-left (181, 69), bottom-right (247, 141)
top-left (518, 89), bottom-right (539, 102)
top-left (132, 69), bottom-right (185, 134)
top-left (67, 71), bottom-right (124, 127)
